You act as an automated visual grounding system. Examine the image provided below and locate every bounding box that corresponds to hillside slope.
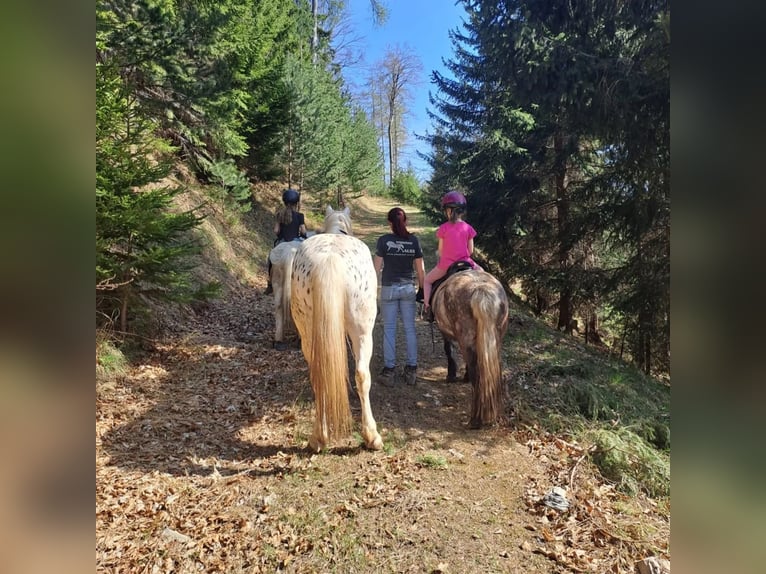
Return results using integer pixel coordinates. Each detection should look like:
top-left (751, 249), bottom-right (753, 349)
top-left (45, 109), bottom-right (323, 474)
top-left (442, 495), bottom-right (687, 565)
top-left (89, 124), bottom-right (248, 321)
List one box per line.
top-left (97, 187), bottom-right (670, 573)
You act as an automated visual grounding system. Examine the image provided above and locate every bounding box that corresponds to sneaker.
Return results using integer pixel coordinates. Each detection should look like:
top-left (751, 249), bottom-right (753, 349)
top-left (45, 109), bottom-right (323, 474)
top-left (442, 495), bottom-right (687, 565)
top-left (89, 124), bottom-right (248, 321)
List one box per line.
top-left (264, 282), bottom-right (273, 295)
top-left (377, 366), bottom-right (396, 386)
top-left (403, 365), bottom-right (417, 386)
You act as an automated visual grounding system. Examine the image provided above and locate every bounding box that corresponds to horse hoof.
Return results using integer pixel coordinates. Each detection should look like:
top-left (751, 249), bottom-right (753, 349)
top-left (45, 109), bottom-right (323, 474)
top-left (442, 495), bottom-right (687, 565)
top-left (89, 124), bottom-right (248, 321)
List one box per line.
top-left (468, 419), bottom-right (482, 430)
top-left (366, 435), bottom-right (384, 451)
top-left (274, 341), bottom-right (288, 351)
top-left (308, 437), bottom-right (324, 453)
top-left (446, 374), bottom-right (459, 383)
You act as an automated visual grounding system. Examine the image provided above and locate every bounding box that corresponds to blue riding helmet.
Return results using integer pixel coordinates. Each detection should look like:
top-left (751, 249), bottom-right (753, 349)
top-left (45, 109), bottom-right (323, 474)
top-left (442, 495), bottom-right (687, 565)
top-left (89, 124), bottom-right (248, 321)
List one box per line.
top-left (282, 188), bottom-right (300, 205)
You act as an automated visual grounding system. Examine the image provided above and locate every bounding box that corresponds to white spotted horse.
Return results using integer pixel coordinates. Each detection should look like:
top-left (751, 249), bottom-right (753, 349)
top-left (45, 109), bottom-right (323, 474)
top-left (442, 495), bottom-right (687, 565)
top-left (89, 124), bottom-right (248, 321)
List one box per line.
top-left (268, 231), bottom-right (317, 351)
top-left (431, 263), bottom-right (510, 428)
top-left (290, 206), bottom-right (383, 452)
top-left (269, 240), bottom-right (300, 351)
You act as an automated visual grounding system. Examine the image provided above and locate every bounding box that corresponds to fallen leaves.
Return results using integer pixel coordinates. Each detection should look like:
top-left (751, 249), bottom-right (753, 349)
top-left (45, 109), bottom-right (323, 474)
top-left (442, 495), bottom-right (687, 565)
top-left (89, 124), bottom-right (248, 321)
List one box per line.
top-left (519, 428), bottom-right (670, 573)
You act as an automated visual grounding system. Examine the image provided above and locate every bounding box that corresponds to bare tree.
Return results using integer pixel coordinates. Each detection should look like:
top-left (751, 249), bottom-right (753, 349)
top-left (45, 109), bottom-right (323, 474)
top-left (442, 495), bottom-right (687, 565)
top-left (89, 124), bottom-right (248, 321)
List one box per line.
top-left (376, 45), bottom-right (422, 185)
top-left (312, 1), bottom-right (388, 66)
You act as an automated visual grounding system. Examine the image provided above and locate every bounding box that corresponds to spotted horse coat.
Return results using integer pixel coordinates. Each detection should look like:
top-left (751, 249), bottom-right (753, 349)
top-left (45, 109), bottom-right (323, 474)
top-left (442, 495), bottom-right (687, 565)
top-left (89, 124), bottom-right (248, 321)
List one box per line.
top-left (290, 206), bottom-right (383, 452)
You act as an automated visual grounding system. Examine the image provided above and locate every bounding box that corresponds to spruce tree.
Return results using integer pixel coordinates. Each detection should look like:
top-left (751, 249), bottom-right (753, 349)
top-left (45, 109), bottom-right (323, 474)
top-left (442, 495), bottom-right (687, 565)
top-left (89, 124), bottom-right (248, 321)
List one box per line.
top-left (96, 63), bottom-right (212, 334)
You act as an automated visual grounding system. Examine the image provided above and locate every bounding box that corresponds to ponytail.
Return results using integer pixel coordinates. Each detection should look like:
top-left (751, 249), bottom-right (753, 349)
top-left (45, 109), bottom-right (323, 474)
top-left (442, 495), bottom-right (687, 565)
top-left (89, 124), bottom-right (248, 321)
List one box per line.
top-left (387, 207), bottom-right (410, 238)
top-left (279, 203), bottom-right (295, 226)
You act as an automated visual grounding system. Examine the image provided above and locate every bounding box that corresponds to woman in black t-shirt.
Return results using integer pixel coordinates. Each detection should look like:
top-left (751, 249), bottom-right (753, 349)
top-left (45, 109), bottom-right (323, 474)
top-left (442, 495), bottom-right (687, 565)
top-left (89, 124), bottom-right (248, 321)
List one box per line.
top-left (373, 207), bottom-right (425, 386)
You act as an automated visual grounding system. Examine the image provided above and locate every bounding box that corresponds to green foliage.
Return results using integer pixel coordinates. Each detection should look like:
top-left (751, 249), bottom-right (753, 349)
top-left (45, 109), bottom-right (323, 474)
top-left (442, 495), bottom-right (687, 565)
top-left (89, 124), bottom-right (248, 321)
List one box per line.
top-left (96, 333), bottom-right (127, 380)
top-left (206, 159), bottom-right (252, 213)
top-left (507, 315), bottom-right (670, 497)
top-left (281, 55), bottom-right (384, 201)
top-left (97, 0), bottom-right (298, 170)
top-left (96, 62), bottom-right (213, 332)
top-left (586, 428), bottom-right (670, 498)
top-left (344, 105), bottom-right (386, 196)
top-left (389, 167), bottom-right (421, 204)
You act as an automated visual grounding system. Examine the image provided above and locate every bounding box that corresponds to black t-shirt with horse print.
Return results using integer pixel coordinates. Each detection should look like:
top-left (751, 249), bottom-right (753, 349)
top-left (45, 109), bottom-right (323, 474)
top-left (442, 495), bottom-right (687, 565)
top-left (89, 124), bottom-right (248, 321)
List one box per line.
top-left (375, 233), bottom-right (423, 285)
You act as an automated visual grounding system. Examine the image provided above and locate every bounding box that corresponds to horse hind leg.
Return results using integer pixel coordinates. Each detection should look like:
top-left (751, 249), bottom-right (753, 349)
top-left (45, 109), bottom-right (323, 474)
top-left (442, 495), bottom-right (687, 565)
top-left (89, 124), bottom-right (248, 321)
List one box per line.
top-left (273, 267), bottom-right (285, 344)
top-left (444, 339), bottom-right (459, 383)
top-left (465, 348), bottom-right (483, 429)
top-left (350, 328), bottom-right (383, 450)
top-left (273, 286), bottom-right (289, 351)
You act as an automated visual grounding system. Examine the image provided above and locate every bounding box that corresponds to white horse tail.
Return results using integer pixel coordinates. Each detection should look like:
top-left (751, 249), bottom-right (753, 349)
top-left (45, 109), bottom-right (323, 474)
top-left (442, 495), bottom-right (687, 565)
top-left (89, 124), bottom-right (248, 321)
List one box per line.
top-left (280, 248), bottom-right (295, 334)
top-left (309, 256), bottom-right (352, 440)
top-left (471, 289), bottom-right (503, 424)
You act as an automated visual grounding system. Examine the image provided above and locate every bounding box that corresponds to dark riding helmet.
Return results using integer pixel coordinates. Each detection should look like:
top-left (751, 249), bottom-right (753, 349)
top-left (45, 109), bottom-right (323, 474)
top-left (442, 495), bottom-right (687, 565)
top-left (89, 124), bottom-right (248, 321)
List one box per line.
top-left (441, 190), bottom-right (467, 208)
top-left (282, 188), bottom-right (300, 205)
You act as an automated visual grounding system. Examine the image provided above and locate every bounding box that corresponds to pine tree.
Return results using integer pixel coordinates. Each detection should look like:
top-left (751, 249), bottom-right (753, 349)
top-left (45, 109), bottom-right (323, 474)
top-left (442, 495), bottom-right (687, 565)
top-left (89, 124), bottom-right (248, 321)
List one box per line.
top-left (96, 62), bottom-right (213, 333)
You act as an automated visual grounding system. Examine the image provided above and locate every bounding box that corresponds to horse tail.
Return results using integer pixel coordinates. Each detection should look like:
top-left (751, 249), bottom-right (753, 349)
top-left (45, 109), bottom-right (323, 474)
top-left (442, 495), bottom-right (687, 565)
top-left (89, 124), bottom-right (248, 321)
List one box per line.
top-left (308, 256), bottom-right (352, 440)
top-left (280, 248), bottom-right (296, 332)
top-left (471, 290), bottom-right (504, 424)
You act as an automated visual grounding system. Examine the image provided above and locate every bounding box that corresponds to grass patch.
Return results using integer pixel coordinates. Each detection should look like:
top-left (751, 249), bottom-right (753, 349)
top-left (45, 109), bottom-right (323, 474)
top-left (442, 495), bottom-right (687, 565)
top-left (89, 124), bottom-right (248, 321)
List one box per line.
top-left (96, 333), bottom-right (128, 381)
top-left (382, 429), bottom-right (409, 454)
top-left (508, 313), bottom-right (670, 496)
top-left (585, 427), bottom-right (670, 498)
top-left (415, 453), bottom-right (448, 469)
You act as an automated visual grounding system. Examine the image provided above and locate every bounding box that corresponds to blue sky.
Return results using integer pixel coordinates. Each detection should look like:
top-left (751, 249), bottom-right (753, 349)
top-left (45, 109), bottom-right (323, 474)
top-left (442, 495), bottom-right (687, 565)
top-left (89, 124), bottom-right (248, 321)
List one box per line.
top-left (339, 0), bottom-right (468, 181)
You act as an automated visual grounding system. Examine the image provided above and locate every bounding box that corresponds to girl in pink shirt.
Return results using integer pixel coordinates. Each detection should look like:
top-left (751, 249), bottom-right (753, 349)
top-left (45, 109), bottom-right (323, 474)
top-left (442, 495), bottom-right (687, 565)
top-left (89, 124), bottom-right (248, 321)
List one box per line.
top-left (423, 191), bottom-right (482, 317)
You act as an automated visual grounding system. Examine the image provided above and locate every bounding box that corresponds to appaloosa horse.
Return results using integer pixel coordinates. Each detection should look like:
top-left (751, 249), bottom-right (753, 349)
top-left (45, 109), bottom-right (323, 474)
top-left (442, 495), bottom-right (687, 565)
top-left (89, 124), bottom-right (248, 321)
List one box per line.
top-left (268, 240), bottom-right (300, 351)
top-left (290, 206), bottom-right (382, 452)
top-left (431, 268), bottom-right (510, 428)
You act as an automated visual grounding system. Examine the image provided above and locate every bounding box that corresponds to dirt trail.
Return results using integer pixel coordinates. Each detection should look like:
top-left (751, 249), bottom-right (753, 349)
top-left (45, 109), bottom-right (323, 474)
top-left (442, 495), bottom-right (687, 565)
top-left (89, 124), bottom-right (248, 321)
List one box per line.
top-left (97, 195), bottom-right (558, 573)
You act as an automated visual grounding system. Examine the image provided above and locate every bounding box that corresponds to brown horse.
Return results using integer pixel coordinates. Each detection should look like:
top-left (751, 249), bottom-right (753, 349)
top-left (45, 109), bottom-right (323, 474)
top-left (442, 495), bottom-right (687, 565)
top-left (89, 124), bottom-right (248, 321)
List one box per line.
top-left (431, 269), bottom-right (510, 428)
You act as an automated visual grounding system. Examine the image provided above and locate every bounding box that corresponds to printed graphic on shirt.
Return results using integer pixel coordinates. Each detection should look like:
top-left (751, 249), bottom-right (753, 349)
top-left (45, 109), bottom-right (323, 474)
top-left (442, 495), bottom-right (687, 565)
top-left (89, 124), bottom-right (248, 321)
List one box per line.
top-left (385, 240), bottom-right (417, 255)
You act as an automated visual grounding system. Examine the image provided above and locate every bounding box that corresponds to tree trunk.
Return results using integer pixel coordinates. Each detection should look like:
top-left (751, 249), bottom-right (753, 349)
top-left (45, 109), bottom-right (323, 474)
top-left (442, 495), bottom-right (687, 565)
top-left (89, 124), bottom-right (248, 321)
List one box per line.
top-left (391, 112), bottom-right (398, 178)
top-left (387, 114), bottom-right (394, 186)
top-left (311, 0), bottom-right (318, 66)
top-left (120, 288), bottom-right (129, 333)
top-left (585, 311), bottom-right (602, 345)
top-left (287, 134), bottom-right (293, 188)
top-left (553, 132), bottom-right (572, 333)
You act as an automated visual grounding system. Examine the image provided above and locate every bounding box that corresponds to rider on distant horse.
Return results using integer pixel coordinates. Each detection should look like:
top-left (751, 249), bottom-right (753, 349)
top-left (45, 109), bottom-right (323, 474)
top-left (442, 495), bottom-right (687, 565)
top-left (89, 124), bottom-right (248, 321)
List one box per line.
top-left (422, 191), bottom-right (483, 320)
top-left (265, 188), bottom-right (308, 295)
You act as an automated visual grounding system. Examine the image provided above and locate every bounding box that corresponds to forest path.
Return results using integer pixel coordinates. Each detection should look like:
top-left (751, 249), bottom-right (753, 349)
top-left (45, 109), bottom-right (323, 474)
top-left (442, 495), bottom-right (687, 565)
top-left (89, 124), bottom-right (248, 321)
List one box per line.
top-left (97, 194), bottom-right (565, 573)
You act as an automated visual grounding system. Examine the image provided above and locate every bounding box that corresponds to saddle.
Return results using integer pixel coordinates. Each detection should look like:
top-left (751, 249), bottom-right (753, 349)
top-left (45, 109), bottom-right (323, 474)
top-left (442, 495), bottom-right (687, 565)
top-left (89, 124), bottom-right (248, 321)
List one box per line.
top-left (428, 260), bottom-right (474, 308)
top-left (273, 235), bottom-right (307, 247)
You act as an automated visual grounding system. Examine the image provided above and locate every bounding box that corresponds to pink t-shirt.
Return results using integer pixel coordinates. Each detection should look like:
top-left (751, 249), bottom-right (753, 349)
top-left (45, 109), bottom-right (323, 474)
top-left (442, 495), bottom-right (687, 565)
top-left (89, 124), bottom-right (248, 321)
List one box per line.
top-left (436, 220), bottom-right (477, 270)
